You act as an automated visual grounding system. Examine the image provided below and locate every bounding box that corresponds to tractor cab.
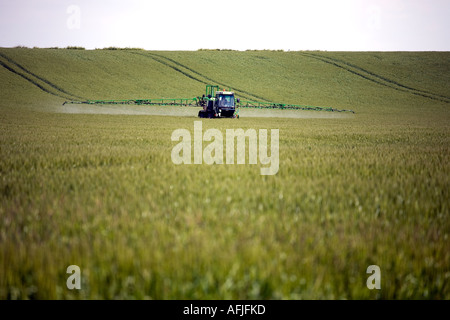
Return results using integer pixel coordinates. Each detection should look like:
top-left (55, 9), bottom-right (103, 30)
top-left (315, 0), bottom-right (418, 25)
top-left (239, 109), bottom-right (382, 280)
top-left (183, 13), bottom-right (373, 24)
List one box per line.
top-left (215, 91), bottom-right (235, 116)
top-left (198, 85), bottom-right (239, 118)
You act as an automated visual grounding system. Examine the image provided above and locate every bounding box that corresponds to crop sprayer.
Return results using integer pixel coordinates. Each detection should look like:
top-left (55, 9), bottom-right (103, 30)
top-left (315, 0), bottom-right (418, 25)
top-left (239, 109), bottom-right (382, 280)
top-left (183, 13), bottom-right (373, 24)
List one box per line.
top-left (63, 84), bottom-right (355, 117)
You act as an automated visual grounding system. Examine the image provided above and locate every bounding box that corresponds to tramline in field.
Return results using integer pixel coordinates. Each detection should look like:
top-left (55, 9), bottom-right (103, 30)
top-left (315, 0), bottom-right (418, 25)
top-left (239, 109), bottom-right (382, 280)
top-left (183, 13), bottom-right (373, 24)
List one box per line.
top-left (63, 84), bottom-right (355, 117)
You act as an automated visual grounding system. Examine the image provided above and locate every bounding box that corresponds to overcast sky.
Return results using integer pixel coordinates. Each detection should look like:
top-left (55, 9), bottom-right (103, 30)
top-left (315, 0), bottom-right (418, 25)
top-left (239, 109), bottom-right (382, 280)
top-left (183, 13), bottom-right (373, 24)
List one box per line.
top-left (0, 0), bottom-right (449, 51)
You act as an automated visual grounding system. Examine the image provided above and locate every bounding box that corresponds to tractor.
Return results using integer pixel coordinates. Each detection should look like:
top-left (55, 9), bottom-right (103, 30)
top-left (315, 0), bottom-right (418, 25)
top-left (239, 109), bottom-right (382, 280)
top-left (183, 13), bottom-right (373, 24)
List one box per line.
top-left (197, 85), bottom-right (239, 118)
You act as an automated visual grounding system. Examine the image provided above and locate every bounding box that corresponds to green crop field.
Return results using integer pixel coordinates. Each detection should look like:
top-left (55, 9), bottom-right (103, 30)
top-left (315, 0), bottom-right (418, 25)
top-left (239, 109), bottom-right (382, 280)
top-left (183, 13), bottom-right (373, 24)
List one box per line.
top-left (0, 47), bottom-right (448, 299)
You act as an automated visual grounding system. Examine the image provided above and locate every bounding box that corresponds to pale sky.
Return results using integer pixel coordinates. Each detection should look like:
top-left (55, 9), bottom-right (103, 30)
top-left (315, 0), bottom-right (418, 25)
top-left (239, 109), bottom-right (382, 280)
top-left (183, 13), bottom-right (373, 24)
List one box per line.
top-left (0, 0), bottom-right (449, 51)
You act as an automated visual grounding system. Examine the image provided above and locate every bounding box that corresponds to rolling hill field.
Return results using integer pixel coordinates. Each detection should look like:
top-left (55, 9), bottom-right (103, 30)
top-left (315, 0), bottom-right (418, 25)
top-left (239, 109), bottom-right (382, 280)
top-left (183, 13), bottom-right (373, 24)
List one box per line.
top-left (0, 47), bottom-right (448, 299)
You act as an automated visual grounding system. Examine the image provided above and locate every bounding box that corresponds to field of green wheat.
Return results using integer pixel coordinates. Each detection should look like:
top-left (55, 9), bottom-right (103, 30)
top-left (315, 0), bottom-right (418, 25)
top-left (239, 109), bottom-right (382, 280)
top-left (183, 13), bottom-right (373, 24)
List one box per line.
top-left (0, 47), bottom-right (448, 299)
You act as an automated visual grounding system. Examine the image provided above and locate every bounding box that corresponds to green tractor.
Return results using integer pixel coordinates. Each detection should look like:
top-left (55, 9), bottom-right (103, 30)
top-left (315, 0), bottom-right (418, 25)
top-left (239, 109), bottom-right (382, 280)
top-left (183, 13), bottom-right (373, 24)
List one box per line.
top-left (198, 85), bottom-right (239, 118)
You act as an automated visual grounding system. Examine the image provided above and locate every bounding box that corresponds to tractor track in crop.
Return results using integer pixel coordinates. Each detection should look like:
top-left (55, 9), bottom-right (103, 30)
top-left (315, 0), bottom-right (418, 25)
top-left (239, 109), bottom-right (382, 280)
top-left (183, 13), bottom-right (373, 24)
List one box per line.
top-left (127, 51), bottom-right (208, 86)
top-left (128, 51), bottom-right (271, 102)
top-left (147, 53), bottom-right (272, 102)
top-left (0, 53), bottom-right (87, 101)
top-left (320, 54), bottom-right (450, 102)
top-left (0, 59), bottom-right (69, 100)
top-left (301, 52), bottom-right (450, 103)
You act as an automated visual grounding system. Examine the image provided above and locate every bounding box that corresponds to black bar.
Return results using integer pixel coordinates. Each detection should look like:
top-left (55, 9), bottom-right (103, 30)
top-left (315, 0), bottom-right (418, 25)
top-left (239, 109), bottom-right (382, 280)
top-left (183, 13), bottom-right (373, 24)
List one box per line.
top-left (0, 299), bottom-right (444, 319)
